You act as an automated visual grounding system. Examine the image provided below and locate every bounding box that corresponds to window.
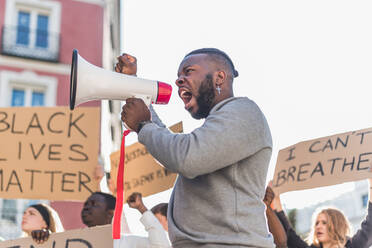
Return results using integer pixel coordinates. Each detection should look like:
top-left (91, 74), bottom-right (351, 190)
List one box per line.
top-left (32, 91), bottom-right (45, 106)
top-left (14, 9), bottom-right (51, 50)
top-left (11, 89), bottom-right (25, 106)
top-left (16, 11), bottom-right (30, 46)
top-left (3, 0), bottom-right (61, 61)
top-left (10, 84), bottom-right (46, 107)
top-left (0, 70), bottom-right (57, 107)
top-left (362, 194), bottom-right (368, 208)
top-left (36, 14), bottom-right (49, 48)
top-left (1, 200), bottom-right (17, 223)
top-left (5, 0), bottom-right (59, 50)
top-left (15, 11), bottom-right (50, 48)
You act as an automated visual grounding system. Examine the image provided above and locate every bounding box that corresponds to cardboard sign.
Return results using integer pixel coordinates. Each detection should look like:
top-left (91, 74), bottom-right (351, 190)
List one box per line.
top-left (0, 224), bottom-right (112, 248)
top-left (110, 122), bottom-right (182, 199)
top-left (272, 127), bottom-right (372, 194)
top-left (0, 107), bottom-right (100, 201)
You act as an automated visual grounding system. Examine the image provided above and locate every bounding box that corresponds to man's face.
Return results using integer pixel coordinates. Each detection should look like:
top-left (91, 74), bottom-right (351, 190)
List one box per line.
top-left (81, 194), bottom-right (110, 227)
top-left (176, 54), bottom-right (216, 119)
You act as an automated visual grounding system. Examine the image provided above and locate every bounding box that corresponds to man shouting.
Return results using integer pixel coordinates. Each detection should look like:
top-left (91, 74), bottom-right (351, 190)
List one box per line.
top-left (116, 48), bottom-right (274, 248)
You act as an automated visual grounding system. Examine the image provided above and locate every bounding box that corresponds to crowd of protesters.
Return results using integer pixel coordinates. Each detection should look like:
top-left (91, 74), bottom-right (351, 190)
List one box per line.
top-left (1, 48), bottom-right (372, 248)
top-left (5, 174), bottom-right (372, 248)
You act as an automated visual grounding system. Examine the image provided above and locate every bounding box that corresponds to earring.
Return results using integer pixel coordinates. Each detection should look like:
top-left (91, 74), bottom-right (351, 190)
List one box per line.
top-left (216, 86), bottom-right (221, 95)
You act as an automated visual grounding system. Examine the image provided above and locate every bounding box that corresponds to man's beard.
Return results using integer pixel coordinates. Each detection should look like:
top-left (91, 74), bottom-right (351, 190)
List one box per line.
top-left (192, 74), bottom-right (216, 119)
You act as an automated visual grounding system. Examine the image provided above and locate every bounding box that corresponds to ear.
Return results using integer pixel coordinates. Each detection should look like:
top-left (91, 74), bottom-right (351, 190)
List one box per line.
top-left (107, 209), bottom-right (114, 221)
top-left (41, 220), bottom-right (48, 230)
top-left (214, 70), bottom-right (226, 86)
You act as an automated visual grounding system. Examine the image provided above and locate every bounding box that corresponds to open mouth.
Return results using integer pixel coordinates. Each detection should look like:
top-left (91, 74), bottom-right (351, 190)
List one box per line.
top-left (179, 88), bottom-right (193, 109)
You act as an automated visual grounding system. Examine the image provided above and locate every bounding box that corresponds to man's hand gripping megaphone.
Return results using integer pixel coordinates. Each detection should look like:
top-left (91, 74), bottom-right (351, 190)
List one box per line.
top-left (115, 54), bottom-right (152, 133)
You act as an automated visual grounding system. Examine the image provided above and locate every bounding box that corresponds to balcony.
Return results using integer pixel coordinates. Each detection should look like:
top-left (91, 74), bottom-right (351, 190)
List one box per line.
top-left (1, 25), bottom-right (60, 62)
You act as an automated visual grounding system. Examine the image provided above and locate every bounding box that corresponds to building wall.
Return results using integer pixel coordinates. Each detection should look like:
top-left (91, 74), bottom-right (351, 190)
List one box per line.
top-left (0, 0), bottom-right (105, 238)
top-left (59, 0), bottom-right (103, 66)
top-left (50, 0), bottom-right (103, 231)
top-left (0, 0), bottom-right (5, 45)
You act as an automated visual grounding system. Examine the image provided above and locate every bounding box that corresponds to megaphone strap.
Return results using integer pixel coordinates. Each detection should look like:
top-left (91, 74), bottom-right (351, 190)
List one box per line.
top-left (113, 130), bottom-right (131, 239)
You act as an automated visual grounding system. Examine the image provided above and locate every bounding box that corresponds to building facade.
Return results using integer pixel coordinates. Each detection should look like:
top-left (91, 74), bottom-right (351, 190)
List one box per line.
top-left (0, 0), bottom-right (121, 239)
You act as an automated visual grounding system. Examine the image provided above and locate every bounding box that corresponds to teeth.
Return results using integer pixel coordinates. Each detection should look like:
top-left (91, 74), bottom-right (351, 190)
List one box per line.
top-left (180, 90), bottom-right (188, 98)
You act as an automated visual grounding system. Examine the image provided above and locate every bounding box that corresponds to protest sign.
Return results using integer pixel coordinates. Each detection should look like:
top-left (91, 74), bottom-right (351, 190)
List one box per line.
top-left (0, 107), bottom-right (100, 201)
top-left (110, 122), bottom-right (182, 198)
top-left (0, 224), bottom-right (112, 248)
top-left (272, 127), bottom-right (372, 194)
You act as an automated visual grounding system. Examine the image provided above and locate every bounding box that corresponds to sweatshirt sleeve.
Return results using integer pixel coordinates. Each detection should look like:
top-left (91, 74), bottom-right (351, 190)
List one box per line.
top-left (275, 211), bottom-right (292, 233)
top-left (140, 211), bottom-right (171, 248)
top-left (138, 99), bottom-right (272, 179)
top-left (119, 235), bottom-right (149, 248)
top-left (349, 201), bottom-right (372, 247)
top-left (119, 211), bottom-right (171, 248)
top-left (276, 211), bottom-right (311, 248)
top-left (149, 105), bottom-right (166, 128)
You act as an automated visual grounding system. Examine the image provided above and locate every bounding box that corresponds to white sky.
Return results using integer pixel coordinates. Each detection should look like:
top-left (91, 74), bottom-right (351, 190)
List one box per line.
top-left (119, 0), bottom-right (372, 235)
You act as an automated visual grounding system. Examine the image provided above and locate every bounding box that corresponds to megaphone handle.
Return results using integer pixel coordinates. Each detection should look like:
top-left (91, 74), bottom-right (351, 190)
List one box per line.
top-left (136, 95), bottom-right (152, 106)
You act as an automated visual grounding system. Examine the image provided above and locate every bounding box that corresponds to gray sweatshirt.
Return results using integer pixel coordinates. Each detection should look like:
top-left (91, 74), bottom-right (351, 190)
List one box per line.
top-left (138, 97), bottom-right (274, 248)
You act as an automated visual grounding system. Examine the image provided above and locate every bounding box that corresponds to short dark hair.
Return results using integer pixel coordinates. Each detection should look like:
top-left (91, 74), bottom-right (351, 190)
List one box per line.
top-left (92, 192), bottom-right (116, 210)
top-left (151, 203), bottom-right (168, 218)
top-left (184, 48), bottom-right (239, 78)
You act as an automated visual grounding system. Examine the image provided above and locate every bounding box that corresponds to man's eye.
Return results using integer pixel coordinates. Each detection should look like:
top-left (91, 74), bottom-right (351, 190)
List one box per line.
top-left (186, 68), bottom-right (193, 74)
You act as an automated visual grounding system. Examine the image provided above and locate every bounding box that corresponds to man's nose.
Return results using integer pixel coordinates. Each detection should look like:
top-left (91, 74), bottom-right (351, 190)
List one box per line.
top-left (175, 76), bottom-right (185, 87)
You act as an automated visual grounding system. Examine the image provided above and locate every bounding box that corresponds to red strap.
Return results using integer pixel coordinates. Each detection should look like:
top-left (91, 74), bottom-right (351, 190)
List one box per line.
top-left (112, 130), bottom-right (131, 239)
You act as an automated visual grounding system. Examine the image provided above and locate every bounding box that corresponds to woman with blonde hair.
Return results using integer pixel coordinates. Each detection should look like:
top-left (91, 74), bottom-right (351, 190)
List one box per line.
top-left (22, 203), bottom-right (64, 243)
top-left (307, 207), bottom-right (351, 247)
top-left (266, 178), bottom-right (372, 248)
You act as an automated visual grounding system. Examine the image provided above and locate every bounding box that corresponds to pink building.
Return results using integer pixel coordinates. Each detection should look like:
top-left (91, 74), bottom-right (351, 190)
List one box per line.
top-left (0, 0), bottom-right (121, 238)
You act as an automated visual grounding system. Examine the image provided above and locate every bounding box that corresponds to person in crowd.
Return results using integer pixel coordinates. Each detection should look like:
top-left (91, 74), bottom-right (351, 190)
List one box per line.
top-left (263, 186), bottom-right (287, 248)
top-left (118, 192), bottom-right (170, 248)
top-left (116, 49), bottom-right (274, 247)
top-left (81, 191), bottom-right (116, 227)
top-left (22, 203), bottom-right (64, 244)
top-left (267, 178), bottom-right (372, 248)
top-left (150, 203), bottom-right (168, 234)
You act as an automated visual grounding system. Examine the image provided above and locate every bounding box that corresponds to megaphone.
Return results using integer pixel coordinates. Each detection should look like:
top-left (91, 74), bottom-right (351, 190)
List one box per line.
top-left (69, 49), bottom-right (172, 110)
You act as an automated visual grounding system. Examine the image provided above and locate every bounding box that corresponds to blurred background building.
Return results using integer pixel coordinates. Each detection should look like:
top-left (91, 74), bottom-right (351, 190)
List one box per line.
top-left (0, 0), bottom-right (122, 239)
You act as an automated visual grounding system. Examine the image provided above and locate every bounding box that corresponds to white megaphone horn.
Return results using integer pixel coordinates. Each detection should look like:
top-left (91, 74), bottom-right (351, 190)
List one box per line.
top-left (69, 49), bottom-right (172, 110)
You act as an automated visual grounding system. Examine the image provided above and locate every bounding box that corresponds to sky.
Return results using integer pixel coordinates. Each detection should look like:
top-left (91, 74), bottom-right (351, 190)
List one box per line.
top-left (119, 0), bottom-right (372, 235)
